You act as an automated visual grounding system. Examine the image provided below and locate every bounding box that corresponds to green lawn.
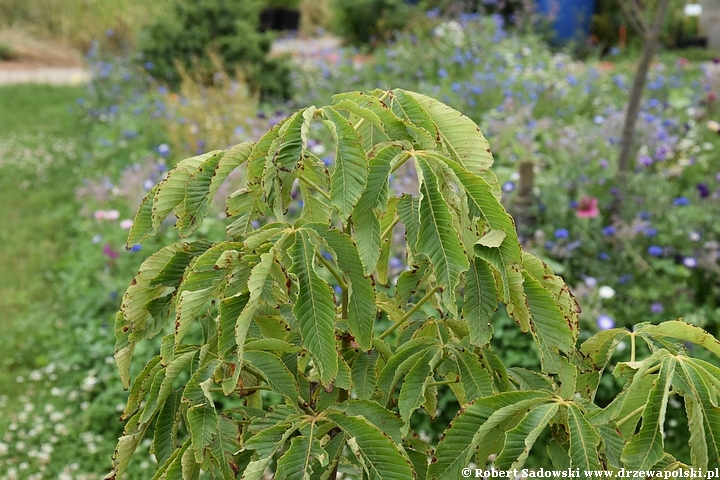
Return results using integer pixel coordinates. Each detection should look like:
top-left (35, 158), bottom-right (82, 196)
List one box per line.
top-left (0, 83), bottom-right (86, 391)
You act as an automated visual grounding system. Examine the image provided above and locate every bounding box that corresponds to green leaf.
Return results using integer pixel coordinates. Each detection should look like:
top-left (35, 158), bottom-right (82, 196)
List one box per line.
top-left (263, 109), bottom-right (308, 217)
top-left (242, 422), bottom-right (298, 480)
top-left (376, 338), bottom-right (436, 403)
top-left (462, 258), bottom-right (497, 347)
top-left (332, 91), bottom-right (413, 142)
top-left (566, 403), bottom-right (601, 471)
top-left (507, 367), bottom-right (553, 391)
top-left (187, 403), bottom-right (219, 463)
top-left (477, 229), bottom-right (506, 248)
top-left (621, 356), bottom-right (676, 470)
top-left (244, 350), bottom-right (300, 402)
top-left (105, 416), bottom-right (153, 480)
top-left (326, 411), bottom-right (414, 479)
top-left (453, 348), bottom-right (494, 401)
top-left (127, 184), bottom-right (159, 247)
top-left (353, 144), bottom-right (404, 274)
top-left (218, 292), bottom-right (250, 361)
top-left (352, 350), bottom-right (379, 400)
top-left (329, 400), bottom-right (405, 444)
top-left (376, 196), bottom-right (398, 285)
top-left (289, 229), bottom-right (338, 385)
top-left (225, 189), bottom-right (258, 237)
top-left (577, 328), bottom-right (628, 400)
top-left (637, 320), bottom-right (720, 357)
top-left (398, 89), bottom-right (499, 197)
top-left (152, 151), bottom-right (218, 231)
top-left (522, 271), bottom-right (574, 374)
top-left (235, 249), bottom-right (277, 363)
top-left (397, 194), bottom-right (420, 257)
top-left (322, 106), bottom-right (368, 223)
top-left (178, 143), bottom-right (252, 236)
top-left (398, 347), bottom-right (441, 424)
top-left (310, 225), bottom-right (377, 350)
top-left (275, 428), bottom-right (328, 480)
top-left (414, 156), bottom-right (469, 312)
top-left (675, 357), bottom-right (720, 469)
top-left (208, 415), bottom-right (240, 479)
top-left (428, 391), bottom-right (552, 479)
top-left (494, 402), bottom-right (558, 470)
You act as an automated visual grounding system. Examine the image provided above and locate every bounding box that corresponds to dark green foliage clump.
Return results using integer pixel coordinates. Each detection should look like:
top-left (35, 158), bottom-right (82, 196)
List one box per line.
top-left (332, 0), bottom-right (415, 46)
top-left (138, 0), bottom-right (291, 99)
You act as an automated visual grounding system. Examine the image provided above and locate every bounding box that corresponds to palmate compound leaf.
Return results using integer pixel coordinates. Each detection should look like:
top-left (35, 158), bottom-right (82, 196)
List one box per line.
top-left (637, 320), bottom-right (720, 357)
top-left (428, 391), bottom-right (554, 479)
top-left (326, 411), bottom-right (414, 479)
top-left (274, 425), bottom-right (328, 480)
top-left (289, 229), bottom-right (338, 385)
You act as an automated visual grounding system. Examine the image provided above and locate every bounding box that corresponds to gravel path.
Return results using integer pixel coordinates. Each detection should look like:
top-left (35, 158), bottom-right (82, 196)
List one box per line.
top-left (0, 65), bottom-right (89, 86)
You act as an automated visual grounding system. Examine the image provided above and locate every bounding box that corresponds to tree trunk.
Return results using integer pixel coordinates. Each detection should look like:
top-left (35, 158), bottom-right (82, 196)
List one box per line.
top-left (616, 0), bottom-right (672, 191)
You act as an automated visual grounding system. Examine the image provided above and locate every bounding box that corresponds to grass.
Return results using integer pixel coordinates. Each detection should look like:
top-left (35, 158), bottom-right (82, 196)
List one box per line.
top-left (0, 84), bottom-right (86, 393)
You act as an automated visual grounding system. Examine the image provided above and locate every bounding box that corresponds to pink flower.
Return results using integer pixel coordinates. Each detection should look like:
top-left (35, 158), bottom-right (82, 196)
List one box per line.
top-left (576, 196), bottom-right (599, 218)
top-left (94, 210), bottom-right (106, 220)
top-left (677, 57), bottom-right (689, 67)
top-left (105, 209), bottom-right (120, 220)
top-left (102, 244), bottom-right (119, 259)
top-left (119, 219), bottom-right (133, 229)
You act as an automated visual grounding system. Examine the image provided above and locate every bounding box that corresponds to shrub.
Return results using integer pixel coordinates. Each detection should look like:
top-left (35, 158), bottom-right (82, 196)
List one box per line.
top-left (331, 0), bottom-right (416, 46)
top-left (109, 88), bottom-right (720, 478)
top-left (137, 0), bottom-right (291, 100)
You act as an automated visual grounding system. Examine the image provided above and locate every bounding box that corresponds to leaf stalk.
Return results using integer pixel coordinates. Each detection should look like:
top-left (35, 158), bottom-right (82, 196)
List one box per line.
top-left (379, 286), bottom-right (440, 340)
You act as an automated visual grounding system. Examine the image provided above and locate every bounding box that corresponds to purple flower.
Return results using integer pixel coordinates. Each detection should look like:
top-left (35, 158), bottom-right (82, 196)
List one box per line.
top-left (619, 274), bottom-right (633, 284)
top-left (554, 228), bottom-right (569, 239)
top-left (389, 257), bottom-right (402, 268)
top-left (650, 302), bottom-right (664, 314)
top-left (648, 245), bottom-right (663, 257)
top-left (502, 181), bottom-right (515, 193)
top-left (673, 196), bottom-right (690, 206)
top-left (129, 244), bottom-right (142, 252)
top-left (598, 252), bottom-right (610, 260)
top-left (644, 227), bottom-right (658, 237)
top-left (601, 226), bottom-right (615, 236)
top-left (102, 244), bottom-right (119, 259)
top-left (638, 155), bottom-right (653, 166)
top-left (597, 314), bottom-right (615, 330)
top-left (683, 257), bottom-right (697, 268)
top-left (697, 183), bottom-right (710, 198)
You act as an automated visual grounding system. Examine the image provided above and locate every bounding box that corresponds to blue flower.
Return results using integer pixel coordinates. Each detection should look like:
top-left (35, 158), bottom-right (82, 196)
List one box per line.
top-left (648, 245), bottom-right (663, 256)
top-left (601, 226), bottom-right (615, 236)
top-left (651, 302), bottom-right (664, 314)
top-left (593, 115), bottom-right (605, 125)
top-left (129, 244), bottom-right (142, 252)
top-left (158, 86), bottom-right (168, 95)
top-left (334, 285), bottom-right (343, 295)
top-left (544, 240), bottom-right (555, 250)
top-left (596, 314), bottom-right (615, 330)
top-left (144, 61), bottom-right (154, 70)
top-left (554, 228), bottom-right (569, 239)
top-left (598, 252), bottom-right (610, 261)
top-left (673, 196), bottom-right (690, 206)
top-left (389, 257), bottom-right (402, 268)
top-left (157, 143), bottom-right (170, 157)
top-left (619, 274), bottom-right (633, 284)
top-left (438, 68), bottom-right (448, 79)
top-left (683, 257), bottom-right (697, 268)
top-left (502, 181), bottom-right (515, 193)
top-left (644, 227), bottom-right (657, 237)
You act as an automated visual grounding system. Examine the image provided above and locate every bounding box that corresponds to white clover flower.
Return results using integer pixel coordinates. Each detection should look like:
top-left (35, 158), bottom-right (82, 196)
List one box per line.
top-left (50, 387), bottom-right (62, 397)
top-left (50, 412), bottom-right (63, 422)
top-left (0, 441), bottom-right (8, 455)
top-left (310, 143), bottom-right (326, 155)
top-left (598, 285), bottom-right (615, 299)
top-left (54, 423), bottom-right (69, 436)
top-left (29, 370), bottom-right (42, 381)
top-left (82, 375), bottom-right (99, 391)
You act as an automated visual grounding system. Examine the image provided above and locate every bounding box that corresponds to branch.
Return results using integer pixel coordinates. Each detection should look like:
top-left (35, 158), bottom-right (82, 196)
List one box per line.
top-left (379, 286), bottom-right (440, 340)
top-left (618, 0), bottom-right (649, 38)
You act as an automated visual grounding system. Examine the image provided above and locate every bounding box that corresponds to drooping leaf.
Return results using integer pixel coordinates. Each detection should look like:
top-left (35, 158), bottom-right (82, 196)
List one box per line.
top-left (566, 403), bottom-right (601, 471)
top-left (494, 402), bottom-right (558, 470)
top-left (414, 156), bottom-right (469, 313)
top-left (351, 350), bottom-right (379, 400)
top-left (289, 229), bottom-right (338, 385)
top-left (428, 391), bottom-right (553, 479)
top-left (310, 225), bottom-right (377, 350)
top-left (637, 320), bottom-right (720, 357)
top-left (321, 106), bottom-right (368, 223)
top-left (329, 400), bottom-right (405, 444)
top-left (453, 348), bottom-right (494, 401)
top-left (621, 356), bottom-right (676, 470)
top-left (187, 403), bottom-right (219, 463)
top-left (462, 258), bottom-right (497, 347)
top-left (326, 411), bottom-right (414, 479)
top-left (244, 350), bottom-right (300, 402)
top-left (353, 144), bottom-right (404, 274)
top-left (398, 347), bottom-right (441, 424)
